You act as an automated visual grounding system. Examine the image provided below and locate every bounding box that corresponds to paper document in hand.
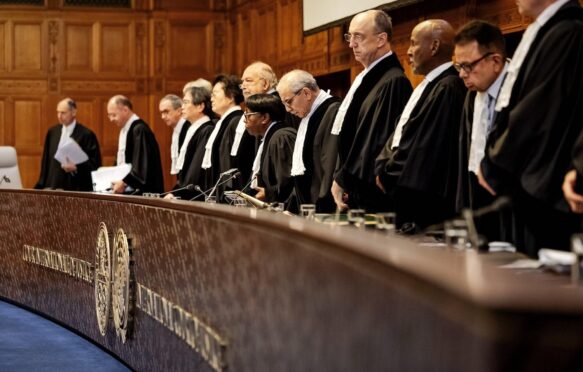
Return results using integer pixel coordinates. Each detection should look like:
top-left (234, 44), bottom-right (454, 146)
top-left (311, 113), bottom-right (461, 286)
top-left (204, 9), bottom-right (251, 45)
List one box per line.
top-left (54, 138), bottom-right (89, 165)
top-left (91, 164), bottom-right (131, 192)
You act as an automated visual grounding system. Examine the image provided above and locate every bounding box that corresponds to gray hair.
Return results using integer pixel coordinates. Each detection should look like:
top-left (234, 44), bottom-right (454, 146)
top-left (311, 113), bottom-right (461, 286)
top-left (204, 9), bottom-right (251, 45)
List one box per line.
top-left (182, 78), bottom-right (212, 94)
top-left (279, 69), bottom-right (319, 93)
top-left (160, 94), bottom-right (182, 110)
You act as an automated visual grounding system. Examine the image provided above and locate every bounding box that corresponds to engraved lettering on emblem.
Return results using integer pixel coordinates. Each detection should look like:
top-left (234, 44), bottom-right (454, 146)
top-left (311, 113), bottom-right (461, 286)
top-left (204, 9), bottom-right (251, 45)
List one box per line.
top-left (22, 245), bottom-right (93, 283)
top-left (94, 222), bottom-right (111, 337)
top-left (112, 228), bottom-right (134, 343)
top-left (136, 283), bottom-right (227, 371)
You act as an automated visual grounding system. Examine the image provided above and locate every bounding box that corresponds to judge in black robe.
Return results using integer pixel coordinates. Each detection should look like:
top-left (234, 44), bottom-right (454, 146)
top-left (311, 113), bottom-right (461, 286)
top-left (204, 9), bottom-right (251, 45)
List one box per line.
top-left (213, 74), bottom-right (255, 193)
top-left (277, 69), bottom-right (341, 212)
top-left (333, 54), bottom-right (412, 212)
top-left (173, 121), bottom-right (214, 200)
top-left (120, 119), bottom-right (164, 194)
top-left (108, 95), bottom-right (164, 194)
top-left (35, 122), bottom-right (101, 191)
top-left (245, 94), bottom-right (296, 204)
top-left (219, 114), bottom-right (255, 190)
top-left (170, 86), bottom-right (216, 200)
top-left (479, 0), bottom-right (583, 256)
top-left (376, 64), bottom-right (466, 229)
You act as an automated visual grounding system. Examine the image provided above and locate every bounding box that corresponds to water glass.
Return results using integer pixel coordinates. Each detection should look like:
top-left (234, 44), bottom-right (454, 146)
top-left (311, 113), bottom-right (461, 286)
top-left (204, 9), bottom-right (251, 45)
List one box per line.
top-left (376, 212), bottom-right (396, 233)
top-left (348, 209), bottom-right (366, 229)
top-left (300, 204), bottom-right (316, 220)
top-left (444, 219), bottom-right (469, 249)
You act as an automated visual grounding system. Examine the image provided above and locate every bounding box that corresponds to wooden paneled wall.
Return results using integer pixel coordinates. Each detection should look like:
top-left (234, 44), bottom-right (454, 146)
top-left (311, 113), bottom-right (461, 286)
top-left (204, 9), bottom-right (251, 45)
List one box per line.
top-left (0, 0), bottom-right (572, 190)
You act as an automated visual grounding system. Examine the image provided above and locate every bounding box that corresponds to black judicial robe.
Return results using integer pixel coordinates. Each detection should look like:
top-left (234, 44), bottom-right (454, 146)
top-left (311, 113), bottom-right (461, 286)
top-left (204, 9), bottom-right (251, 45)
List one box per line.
top-left (573, 131), bottom-right (583, 192)
top-left (218, 109), bottom-right (255, 190)
top-left (121, 119), bottom-right (164, 194)
top-left (173, 121), bottom-right (214, 200)
top-left (376, 66), bottom-right (467, 229)
top-left (177, 120), bottom-right (191, 154)
top-left (35, 123), bottom-right (101, 191)
top-left (257, 122), bottom-right (297, 203)
top-left (293, 97), bottom-right (341, 211)
top-left (313, 100), bottom-right (342, 213)
top-left (203, 117), bottom-right (230, 190)
top-left (481, 0), bottom-right (583, 254)
top-left (335, 53), bottom-right (413, 212)
top-left (456, 91), bottom-right (505, 241)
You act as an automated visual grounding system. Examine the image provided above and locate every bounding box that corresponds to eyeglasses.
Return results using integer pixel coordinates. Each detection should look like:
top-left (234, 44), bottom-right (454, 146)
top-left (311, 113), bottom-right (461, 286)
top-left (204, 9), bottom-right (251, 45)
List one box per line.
top-left (344, 32), bottom-right (383, 43)
top-left (282, 89), bottom-right (302, 107)
top-left (454, 52), bottom-right (494, 73)
top-left (243, 111), bottom-right (260, 118)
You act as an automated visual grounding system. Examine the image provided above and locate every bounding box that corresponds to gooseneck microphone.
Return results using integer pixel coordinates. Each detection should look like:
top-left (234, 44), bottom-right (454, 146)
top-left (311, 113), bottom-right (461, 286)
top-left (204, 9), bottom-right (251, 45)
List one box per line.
top-left (158, 184), bottom-right (195, 197)
top-left (191, 185), bottom-right (211, 201)
top-left (0, 175), bottom-right (10, 185)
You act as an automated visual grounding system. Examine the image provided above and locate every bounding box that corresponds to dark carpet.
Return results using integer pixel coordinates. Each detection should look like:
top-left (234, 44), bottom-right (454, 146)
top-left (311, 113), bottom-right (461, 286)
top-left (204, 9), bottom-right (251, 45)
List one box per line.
top-left (0, 300), bottom-right (130, 371)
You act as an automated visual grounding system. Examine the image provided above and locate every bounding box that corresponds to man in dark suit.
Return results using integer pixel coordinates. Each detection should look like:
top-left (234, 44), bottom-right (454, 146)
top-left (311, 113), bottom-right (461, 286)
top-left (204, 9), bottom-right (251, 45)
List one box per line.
top-left (35, 98), bottom-right (101, 191)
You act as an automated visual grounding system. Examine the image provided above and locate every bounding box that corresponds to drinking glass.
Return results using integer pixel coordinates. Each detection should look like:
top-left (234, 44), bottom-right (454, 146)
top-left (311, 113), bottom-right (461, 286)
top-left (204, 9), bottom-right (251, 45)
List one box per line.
top-left (300, 204), bottom-right (316, 220)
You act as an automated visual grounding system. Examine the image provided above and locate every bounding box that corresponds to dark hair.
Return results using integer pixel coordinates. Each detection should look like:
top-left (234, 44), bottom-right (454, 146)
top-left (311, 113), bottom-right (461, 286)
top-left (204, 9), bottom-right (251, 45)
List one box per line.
top-left (374, 9), bottom-right (393, 41)
top-left (213, 74), bottom-right (244, 105)
top-left (454, 20), bottom-right (506, 58)
top-left (66, 98), bottom-right (77, 111)
top-left (245, 94), bottom-right (285, 122)
top-left (113, 95), bottom-right (133, 110)
top-left (187, 86), bottom-right (215, 118)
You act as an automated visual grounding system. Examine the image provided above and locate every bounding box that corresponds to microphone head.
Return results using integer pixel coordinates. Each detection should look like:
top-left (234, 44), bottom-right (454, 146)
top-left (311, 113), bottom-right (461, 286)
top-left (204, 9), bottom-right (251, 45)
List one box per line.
top-left (222, 168), bottom-right (238, 176)
top-left (185, 184), bottom-right (195, 191)
top-left (194, 185), bottom-right (203, 192)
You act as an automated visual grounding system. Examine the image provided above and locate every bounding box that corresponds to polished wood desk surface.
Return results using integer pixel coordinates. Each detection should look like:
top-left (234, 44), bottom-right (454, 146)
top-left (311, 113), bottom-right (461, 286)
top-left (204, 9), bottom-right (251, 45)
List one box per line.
top-left (1, 189), bottom-right (582, 371)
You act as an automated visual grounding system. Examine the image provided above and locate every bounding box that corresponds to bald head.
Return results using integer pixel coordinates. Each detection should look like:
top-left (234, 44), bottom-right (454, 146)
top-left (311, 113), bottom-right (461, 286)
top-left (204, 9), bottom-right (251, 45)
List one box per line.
top-left (241, 61), bottom-right (278, 99)
top-left (347, 9), bottom-right (393, 68)
top-left (408, 19), bottom-right (455, 75)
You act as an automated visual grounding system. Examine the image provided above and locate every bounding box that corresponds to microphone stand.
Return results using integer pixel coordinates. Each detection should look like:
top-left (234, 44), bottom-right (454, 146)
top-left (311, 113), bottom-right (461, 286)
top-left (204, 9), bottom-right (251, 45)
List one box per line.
top-left (190, 172), bottom-right (241, 202)
top-left (207, 170), bottom-right (239, 203)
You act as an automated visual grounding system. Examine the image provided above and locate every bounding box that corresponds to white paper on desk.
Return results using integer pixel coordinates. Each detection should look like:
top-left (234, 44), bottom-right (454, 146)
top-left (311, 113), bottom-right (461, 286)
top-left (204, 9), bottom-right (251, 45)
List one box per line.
top-left (499, 259), bottom-right (543, 269)
top-left (538, 248), bottom-right (575, 266)
top-left (91, 164), bottom-right (131, 192)
top-left (54, 138), bottom-right (89, 165)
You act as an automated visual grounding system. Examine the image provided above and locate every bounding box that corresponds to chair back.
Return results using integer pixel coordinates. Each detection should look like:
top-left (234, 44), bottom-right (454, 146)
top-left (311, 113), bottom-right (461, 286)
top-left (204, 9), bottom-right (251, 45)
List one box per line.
top-left (0, 146), bottom-right (23, 189)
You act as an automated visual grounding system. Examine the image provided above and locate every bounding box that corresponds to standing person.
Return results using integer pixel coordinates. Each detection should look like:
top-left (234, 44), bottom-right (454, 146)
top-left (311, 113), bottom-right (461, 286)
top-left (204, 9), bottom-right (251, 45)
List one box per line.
top-left (166, 86), bottom-right (215, 200)
top-left (453, 20), bottom-right (509, 240)
top-left (108, 95), bottom-right (163, 195)
top-left (331, 9), bottom-right (412, 212)
top-left (277, 69), bottom-right (341, 212)
top-left (35, 98), bottom-right (101, 191)
top-left (245, 94), bottom-right (296, 204)
top-left (212, 74), bottom-right (253, 191)
top-left (159, 94), bottom-right (190, 176)
top-left (478, 0), bottom-right (583, 256)
top-left (375, 20), bottom-right (467, 230)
